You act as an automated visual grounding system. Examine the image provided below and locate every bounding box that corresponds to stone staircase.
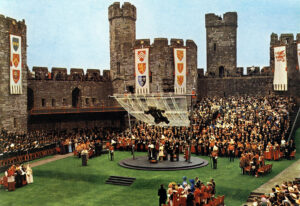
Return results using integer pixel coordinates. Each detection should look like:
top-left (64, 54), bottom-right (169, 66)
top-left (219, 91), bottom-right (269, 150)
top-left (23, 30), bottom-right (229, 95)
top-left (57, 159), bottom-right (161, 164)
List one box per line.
top-left (105, 176), bottom-right (136, 186)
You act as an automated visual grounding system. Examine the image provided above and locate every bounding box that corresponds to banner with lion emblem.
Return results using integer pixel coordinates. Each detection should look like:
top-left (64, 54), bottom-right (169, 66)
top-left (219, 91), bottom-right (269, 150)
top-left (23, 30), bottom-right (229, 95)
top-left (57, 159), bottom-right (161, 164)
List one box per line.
top-left (10, 34), bottom-right (22, 94)
top-left (135, 48), bottom-right (149, 94)
top-left (174, 48), bottom-right (186, 94)
top-left (273, 46), bottom-right (287, 91)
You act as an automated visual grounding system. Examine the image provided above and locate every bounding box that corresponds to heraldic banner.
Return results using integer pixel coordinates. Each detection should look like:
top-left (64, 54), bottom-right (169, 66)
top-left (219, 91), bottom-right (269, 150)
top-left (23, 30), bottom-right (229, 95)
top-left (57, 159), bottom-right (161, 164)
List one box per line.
top-left (174, 48), bottom-right (186, 94)
top-left (297, 43), bottom-right (300, 73)
top-left (135, 48), bottom-right (149, 94)
top-left (273, 46), bottom-right (287, 91)
top-left (10, 34), bottom-right (22, 94)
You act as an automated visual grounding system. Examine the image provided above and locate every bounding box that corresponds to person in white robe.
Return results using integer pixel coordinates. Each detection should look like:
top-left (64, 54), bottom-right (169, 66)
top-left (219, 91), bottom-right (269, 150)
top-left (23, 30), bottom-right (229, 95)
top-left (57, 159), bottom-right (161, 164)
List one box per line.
top-left (26, 164), bottom-right (33, 184)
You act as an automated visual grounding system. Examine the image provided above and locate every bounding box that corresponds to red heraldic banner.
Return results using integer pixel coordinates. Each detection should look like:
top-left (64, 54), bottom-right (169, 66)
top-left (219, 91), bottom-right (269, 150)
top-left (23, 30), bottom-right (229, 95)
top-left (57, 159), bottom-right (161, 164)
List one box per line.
top-left (297, 43), bottom-right (300, 73)
top-left (174, 48), bottom-right (186, 94)
top-left (273, 46), bottom-right (287, 91)
top-left (135, 48), bottom-right (149, 94)
top-left (10, 34), bottom-right (22, 94)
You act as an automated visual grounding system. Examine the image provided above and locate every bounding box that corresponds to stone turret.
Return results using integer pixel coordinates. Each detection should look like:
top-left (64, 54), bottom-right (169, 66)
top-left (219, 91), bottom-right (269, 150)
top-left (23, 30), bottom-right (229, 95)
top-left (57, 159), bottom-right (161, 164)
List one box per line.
top-left (0, 15), bottom-right (28, 132)
top-left (109, 2), bottom-right (136, 94)
top-left (270, 33), bottom-right (300, 101)
top-left (205, 12), bottom-right (237, 78)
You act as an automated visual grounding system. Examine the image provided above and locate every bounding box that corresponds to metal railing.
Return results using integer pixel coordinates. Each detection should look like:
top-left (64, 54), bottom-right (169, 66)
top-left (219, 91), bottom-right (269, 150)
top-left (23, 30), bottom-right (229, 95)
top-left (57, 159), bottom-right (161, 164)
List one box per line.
top-left (29, 106), bottom-right (125, 115)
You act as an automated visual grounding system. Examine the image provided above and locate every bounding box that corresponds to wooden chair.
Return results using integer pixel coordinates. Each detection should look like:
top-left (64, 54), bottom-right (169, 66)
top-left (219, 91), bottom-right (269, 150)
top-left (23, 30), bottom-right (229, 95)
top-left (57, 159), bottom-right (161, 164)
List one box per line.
top-left (244, 166), bottom-right (251, 174)
top-left (290, 151), bottom-right (296, 159)
top-left (220, 195), bottom-right (225, 206)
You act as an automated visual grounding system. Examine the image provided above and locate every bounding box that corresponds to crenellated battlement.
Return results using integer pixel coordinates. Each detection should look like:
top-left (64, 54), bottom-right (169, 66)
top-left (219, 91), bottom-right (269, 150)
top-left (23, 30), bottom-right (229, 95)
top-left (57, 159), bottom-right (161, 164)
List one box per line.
top-left (201, 66), bottom-right (272, 78)
top-left (0, 14), bottom-right (26, 29)
top-left (205, 12), bottom-right (237, 28)
top-left (270, 33), bottom-right (300, 46)
top-left (108, 2), bottom-right (136, 21)
top-left (134, 38), bottom-right (197, 49)
top-left (29, 67), bottom-right (111, 82)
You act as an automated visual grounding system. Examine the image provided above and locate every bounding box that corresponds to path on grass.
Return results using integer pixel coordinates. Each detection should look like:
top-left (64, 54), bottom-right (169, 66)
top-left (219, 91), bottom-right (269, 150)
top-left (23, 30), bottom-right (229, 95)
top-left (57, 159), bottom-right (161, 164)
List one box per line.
top-left (30, 153), bottom-right (73, 168)
top-left (253, 158), bottom-right (300, 193)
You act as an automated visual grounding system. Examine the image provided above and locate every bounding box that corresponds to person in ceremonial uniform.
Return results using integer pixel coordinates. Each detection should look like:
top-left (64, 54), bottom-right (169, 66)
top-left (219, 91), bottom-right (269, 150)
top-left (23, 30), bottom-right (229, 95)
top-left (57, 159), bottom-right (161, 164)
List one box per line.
top-left (109, 144), bottom-right (114, 161)
top-left (174, 140), bottom-right (180, 161)
top-left (5, 165), bottom-right (16, 191)
top-left (211, 145), bottom-right (218, 169)
top-left (158, 143), bottom-right (164, 162)
top-left (239, 154), bottom-right (247, 174)
top-left (228, 139), bottom-right (235, 162)
top-left (81, 148), bottom-right (89, 166)
top-left (184, 142), bottom-right (190, 162)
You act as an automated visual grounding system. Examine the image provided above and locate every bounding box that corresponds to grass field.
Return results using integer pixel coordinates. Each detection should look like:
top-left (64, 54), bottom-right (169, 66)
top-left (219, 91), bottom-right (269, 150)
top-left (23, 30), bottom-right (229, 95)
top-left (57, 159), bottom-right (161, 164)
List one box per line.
top-left (1, 128), bottom-right (299, 206)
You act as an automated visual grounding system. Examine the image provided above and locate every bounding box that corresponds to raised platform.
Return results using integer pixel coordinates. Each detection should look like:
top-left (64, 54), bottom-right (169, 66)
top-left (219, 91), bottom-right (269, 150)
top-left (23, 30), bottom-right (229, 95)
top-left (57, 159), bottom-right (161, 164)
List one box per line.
top-left (119, 155), bottom-right (208, 171)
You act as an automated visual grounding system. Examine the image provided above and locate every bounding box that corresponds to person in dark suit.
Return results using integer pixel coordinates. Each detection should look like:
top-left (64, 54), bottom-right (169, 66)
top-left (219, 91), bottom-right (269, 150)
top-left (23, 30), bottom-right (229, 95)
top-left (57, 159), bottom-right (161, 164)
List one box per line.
top-left (158, 184), bottom-right (167, 206)
top-left (186, 189), bottom-right (194, 206)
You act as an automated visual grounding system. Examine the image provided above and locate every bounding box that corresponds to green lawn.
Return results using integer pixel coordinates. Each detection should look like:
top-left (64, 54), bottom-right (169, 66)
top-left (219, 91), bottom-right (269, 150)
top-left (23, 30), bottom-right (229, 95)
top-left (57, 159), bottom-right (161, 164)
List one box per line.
top-left (1, 128), bottom-right (299, 206)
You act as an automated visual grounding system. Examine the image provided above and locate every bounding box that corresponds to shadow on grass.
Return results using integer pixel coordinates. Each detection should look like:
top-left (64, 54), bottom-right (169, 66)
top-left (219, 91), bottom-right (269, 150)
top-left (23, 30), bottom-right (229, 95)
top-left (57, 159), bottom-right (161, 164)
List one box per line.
top-left (35, 169), bottom-right (108, 184)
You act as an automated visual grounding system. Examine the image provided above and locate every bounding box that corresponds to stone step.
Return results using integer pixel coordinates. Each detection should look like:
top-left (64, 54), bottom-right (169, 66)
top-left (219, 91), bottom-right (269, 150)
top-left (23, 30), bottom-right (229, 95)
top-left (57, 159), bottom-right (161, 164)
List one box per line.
top-left (109, 176), bottom-right (136, 181)
top-left (105, 176), bottom-right (136, 186)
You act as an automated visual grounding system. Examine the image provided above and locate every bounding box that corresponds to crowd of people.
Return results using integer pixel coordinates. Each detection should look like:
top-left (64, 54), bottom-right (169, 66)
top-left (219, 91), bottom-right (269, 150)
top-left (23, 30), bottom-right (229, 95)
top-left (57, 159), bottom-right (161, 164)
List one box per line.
top-left (1, 164), bottom-right (33, 191)
top-left (158, 177), bottom-right (223, 206)
top-left (0, 127), bottom-right (119, 163)
top-left (109, 96), bottom-right (296, 164)
top-left (0, 95), bottom-right (296, 167)
top-left (250, 179), bottom-right (300, 206)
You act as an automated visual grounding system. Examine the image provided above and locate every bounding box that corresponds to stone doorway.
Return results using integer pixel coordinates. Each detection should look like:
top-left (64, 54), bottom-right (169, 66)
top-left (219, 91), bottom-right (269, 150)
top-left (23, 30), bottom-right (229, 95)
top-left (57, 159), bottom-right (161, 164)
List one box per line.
top-left (27, 87), bottom-right (34, 111)
top-left (219, 66), bottom-right (225, 78)
top-left (72, 88), bottom-right (81, 107)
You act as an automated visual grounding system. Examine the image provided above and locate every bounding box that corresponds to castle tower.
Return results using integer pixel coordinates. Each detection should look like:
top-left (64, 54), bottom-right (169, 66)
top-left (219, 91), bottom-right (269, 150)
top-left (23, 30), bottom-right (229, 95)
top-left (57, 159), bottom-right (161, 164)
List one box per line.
top-left (270, 33), bottom-right (300, 102)
top-left (0, 15), bottom-right (28, 132)
top-left (108, 2), bottom-right (136, 94)
top-left (205, 12), bottom-right (237, 77)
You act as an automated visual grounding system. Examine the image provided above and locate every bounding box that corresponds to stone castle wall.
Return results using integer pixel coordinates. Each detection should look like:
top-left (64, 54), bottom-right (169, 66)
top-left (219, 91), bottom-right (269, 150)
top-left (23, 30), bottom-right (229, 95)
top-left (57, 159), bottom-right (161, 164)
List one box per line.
top-left (198, 75), bottom-right (273, 98)
top-left (28, 67), bottom-right (113, 109)
top-left (27, 67), bottom-right (125, 131)
top-left (0, 15), bottom-right (28, 132)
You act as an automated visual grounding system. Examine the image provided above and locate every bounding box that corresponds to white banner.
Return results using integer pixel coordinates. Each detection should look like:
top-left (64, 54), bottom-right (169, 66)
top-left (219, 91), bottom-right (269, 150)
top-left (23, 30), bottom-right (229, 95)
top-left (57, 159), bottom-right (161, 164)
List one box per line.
top-left (135, 48), bottom-right (149, 94)
top-left (174, 48), bottom-right (186, 94)
top-left (273, 46), bottom-right (287, 91)
top-left (297, 43), bottom-right (300, 73)
top-left (10, 34), bottom-right (22, 94)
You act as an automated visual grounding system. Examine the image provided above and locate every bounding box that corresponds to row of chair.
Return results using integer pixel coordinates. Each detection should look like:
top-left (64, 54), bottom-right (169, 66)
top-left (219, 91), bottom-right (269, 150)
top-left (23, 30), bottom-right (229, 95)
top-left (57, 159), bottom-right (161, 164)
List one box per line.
top-left (204, 195), bottom-right (225, 206)
top-left (0, 148), bottom-right (56, 168)
top-left (257, 164), bottom-right (273, 176)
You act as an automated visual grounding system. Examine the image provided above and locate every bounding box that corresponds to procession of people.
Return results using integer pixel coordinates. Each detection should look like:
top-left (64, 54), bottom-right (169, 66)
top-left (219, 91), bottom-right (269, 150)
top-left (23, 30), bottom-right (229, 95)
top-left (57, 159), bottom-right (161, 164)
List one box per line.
top-left (2, 164), bottom-right (33, 191)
